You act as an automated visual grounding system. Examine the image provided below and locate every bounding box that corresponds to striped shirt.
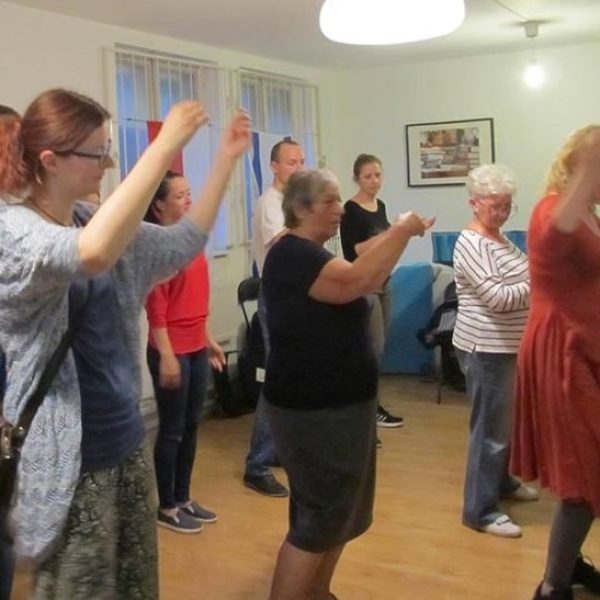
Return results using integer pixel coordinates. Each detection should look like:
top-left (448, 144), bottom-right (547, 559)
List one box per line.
top-left (452, 229), bottom-right (530, 354)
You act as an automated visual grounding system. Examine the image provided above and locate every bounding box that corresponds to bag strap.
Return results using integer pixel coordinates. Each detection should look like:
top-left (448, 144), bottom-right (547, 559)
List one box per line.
top-left (13, 283), bottom-right (89, 438)
top-left (14, 326), bottom-right (77, 435)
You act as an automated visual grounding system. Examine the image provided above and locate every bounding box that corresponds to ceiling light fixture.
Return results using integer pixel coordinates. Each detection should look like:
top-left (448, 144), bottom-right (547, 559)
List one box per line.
top-left (522, 20), bottom-right (545, 88)
top-left (319, 0), bottom-right (466, 46)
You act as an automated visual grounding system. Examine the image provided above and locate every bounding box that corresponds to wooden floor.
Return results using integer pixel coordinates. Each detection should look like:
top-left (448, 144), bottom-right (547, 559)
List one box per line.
top-left (12, 376), bottom-right (600, 599)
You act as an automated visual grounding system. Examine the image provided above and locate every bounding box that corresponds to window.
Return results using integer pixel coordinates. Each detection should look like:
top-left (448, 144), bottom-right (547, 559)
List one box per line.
top-left (239, 71), bottom-right (320, 240)
top-left (114, 47), bottom-right (232, 251)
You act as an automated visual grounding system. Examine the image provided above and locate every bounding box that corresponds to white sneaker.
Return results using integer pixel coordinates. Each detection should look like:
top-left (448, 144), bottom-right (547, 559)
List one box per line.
top-left (504, 484), bottom-right (539, 502)
top-left (481, 515), bottom-right (522, 538)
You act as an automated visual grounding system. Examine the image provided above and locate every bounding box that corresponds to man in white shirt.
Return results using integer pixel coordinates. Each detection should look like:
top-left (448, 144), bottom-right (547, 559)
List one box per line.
top-left (243, 139), bottom-right (305, 497)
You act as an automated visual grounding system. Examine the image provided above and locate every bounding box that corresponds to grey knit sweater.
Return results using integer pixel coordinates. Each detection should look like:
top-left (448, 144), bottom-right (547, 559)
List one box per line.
top-left (0, 201), bottom-right (207, 559)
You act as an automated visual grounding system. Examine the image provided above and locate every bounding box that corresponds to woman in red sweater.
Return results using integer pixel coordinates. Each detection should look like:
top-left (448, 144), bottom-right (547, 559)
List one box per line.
top-left (145, 171), bottom-right (225, 534)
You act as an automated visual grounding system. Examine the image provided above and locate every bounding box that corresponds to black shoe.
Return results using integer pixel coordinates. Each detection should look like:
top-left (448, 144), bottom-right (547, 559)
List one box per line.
top-left (532, 583), bottom-right (573, 600)
top-left (572, 554), bottom-right (600, 595)
top-left (243, 473), bottom-right (289, 497)
top-left (376, 405), bottom-right (404, 428)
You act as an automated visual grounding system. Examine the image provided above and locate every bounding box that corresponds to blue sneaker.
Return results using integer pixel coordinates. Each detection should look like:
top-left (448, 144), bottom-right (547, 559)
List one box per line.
top-left (179, 500), bottom-right (218, 523)
top-left (157, 508), bottom-right (203, 534)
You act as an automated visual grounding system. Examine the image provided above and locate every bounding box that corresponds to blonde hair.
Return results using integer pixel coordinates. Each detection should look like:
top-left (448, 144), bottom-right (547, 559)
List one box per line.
top-left (544, 125), bottom-right (600, 195)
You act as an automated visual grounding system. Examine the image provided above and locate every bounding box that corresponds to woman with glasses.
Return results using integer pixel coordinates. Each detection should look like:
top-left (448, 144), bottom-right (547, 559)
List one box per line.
top-left (511, 127), bottom-right (600, 600)
top-left (453, 164), bottom-right (538, 539)
top-left (0, 88), bottom-right (250, 598)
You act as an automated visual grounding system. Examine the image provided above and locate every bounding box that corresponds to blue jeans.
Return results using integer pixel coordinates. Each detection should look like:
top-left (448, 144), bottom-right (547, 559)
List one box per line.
top-left (244, 289), bottom-right (278, 477)
top-left (456, 350), bottom-right (520, 528)
top-left (0, 510), bottom-right (14, 600)
top-left (147, 347), bottom-right (209, 509)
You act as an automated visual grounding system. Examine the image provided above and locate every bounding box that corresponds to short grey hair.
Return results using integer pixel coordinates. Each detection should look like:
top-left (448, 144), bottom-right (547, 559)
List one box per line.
top-left (466, 164), bottom-right (517, 198)
top-left (282, 169), bottom-right (339, 228)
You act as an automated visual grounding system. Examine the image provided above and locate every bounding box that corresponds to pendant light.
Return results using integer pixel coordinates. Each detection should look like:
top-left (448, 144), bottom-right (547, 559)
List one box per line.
top-left (522, 20), bottom-right (545, 88)
top-left (319, 0), bottom-right (466, 46)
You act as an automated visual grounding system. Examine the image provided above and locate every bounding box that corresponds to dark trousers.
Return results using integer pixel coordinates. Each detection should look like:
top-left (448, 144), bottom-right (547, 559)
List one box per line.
top-left (147, 347), bottom-right (209, 509)
top-left (0, 510), bottom-right (14, 600)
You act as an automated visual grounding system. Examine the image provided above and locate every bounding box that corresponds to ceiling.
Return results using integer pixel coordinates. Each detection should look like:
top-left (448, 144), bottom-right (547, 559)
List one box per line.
top-left (5, 0), bottom-right (600, 69)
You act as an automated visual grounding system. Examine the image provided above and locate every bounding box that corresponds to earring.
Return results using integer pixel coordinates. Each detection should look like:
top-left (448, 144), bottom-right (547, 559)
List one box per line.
top-left (34, 165), bottom-right (43, 186)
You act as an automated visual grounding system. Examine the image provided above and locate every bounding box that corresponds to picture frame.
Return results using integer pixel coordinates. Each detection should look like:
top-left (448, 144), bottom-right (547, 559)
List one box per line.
top-left (405, 118), bottom-right (495, 187)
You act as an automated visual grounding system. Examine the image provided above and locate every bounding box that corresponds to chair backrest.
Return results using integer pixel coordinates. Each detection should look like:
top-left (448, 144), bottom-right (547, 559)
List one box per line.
top-left (443, 280), bottom-right (457, 304)
top-left (237, 276), bottom-right (260, 304)
top-left (237, 277), bottom-right (261, 330)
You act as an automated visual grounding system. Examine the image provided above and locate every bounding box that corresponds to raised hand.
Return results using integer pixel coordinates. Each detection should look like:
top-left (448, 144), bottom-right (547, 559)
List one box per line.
top-left (421, 216), bottom-right (437, 234)
top-left (158, 101), bottom-right (209, 155)
top-left (218, 108), bottom-right (252, 160)
top-left (395, 212), bottom-right (436, 237)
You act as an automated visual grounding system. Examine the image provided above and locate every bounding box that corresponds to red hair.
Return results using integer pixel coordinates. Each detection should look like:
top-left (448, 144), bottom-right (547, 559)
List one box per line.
top-left (0, 89), bottom-right (110, 195)
top-left (0, 105), bottom-right (25, 195)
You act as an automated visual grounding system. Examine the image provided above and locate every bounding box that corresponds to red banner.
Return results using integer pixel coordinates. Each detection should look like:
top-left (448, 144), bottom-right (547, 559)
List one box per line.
top-left (146, 120), bottom-right (184, 175)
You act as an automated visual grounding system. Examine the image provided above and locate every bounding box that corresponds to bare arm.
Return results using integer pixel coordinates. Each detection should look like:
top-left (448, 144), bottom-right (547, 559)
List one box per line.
top-left (354, 230), bottom-right (388, 256)
top-left (185, 109), bottom-right (252, 234)
top-left (309, 213), bottom-right (435, 304)
top-left (554, 131), bottom-right (600, 232)
top-left (79, 101), bottom-right (209, 275)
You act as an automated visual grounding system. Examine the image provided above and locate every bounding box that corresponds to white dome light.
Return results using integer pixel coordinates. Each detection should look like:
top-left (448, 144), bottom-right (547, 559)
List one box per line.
top-left (523, 61), bottom-right (545, 88)
top-left (319, 0), bottom-right (466, 45)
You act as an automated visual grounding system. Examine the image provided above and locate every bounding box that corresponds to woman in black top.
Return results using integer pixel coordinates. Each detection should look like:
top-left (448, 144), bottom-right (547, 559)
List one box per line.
top-left (262, 169), bottom-right (433, 600)
top-left (340, 154), bottom-right (403, 429)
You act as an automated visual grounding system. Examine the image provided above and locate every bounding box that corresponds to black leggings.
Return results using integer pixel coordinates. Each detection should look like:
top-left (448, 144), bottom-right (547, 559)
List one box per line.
top-left (545, 501), bottom-right (594, 589)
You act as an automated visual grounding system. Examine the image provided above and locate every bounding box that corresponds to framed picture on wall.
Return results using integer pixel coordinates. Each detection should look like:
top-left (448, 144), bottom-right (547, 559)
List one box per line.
top-left (405, 118), bottom-right (495, 187)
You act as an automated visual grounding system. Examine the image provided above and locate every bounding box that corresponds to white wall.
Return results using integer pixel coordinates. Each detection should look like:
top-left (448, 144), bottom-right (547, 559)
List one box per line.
top-left (3, 1), bottom-right (600, 392)
top-left (327, 42), bottom-right (600, 262)
top-left (0, 0), bottom-right (338, 396)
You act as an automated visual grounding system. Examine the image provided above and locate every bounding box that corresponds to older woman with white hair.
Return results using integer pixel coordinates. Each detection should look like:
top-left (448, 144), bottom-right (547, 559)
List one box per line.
top-left (262, 169), bottom-right (433, 600)
top-left (453, 164), bottom-right (538, 539)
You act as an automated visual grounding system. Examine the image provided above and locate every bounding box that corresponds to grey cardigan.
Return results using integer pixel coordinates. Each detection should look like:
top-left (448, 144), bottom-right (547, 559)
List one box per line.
top-left (0, 202), bottom-right (208, 559)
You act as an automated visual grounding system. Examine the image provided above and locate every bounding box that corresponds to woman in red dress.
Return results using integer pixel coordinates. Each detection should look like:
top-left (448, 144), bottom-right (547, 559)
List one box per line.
top-left (511, 126), bottom-right (600, 600)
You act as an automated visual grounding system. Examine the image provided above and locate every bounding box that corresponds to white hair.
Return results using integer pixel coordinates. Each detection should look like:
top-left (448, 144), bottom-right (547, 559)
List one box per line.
top-left (466, 164), bottom-right (517, 198)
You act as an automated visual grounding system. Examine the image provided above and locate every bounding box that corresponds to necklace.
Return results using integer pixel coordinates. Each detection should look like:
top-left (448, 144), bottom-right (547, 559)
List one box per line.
top-left (27, 199), bottom-right (72, 226)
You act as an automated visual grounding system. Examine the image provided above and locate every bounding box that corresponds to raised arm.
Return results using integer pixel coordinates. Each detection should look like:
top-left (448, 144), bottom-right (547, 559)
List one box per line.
top-left (354, 230), bottom-right (387, 256)
top-left (554, 130), bottom-right (600, 233)
top-left (310, 213), bottom-right (435, 304)
top-left (79, 101), bottom-right (209, 274)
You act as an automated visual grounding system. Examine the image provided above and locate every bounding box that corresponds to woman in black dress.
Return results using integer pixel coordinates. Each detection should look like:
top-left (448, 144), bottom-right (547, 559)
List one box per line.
top-left (263, 169), bottom-right (433, 600)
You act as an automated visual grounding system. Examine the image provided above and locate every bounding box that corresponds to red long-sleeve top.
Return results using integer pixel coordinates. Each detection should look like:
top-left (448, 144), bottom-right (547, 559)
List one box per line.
top-left (146, 253), bottom-right (209, 354)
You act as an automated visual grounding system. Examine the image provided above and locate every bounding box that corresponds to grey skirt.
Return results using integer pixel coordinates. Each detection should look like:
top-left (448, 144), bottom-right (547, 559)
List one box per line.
top-left (265, 398), bottom-right (377, 553)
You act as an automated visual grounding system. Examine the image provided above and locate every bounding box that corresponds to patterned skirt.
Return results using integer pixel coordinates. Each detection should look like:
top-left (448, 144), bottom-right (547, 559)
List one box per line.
top-left (34, 445), bottom-right (158, 600)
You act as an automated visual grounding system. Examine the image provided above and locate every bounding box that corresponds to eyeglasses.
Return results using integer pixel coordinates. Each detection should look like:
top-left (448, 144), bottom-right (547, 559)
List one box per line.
top-left (475, 199), bottom-right (518, 218)
top-left (54, 142), bottom-right (114, 166)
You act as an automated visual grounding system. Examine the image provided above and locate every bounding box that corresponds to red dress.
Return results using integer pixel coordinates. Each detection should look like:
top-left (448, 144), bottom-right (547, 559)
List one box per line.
top-left (511, 194), bottom-right (600, 513)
